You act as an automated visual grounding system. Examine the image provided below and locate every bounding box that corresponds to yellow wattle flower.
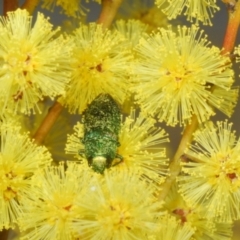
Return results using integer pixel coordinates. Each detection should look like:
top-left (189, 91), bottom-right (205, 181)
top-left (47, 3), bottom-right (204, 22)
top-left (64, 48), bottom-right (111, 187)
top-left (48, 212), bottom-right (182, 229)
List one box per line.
top-left (113, 19), bottom-right (148, 50)
top-left (72, 170), bottom-right (163, 239)
top-left (116, 109), bottom-right (169, 185)
top-left (155, 0), bottom-right (219, 25)
top-left (65, 122), bottom-right (85, 161)
top-left (163, 182), bottom-right (233, 239)
top-left (0, 122), bottom-right (52, 230)
top-left (118, 0), bottom-right (169, 32)
top-left (156, 215), bottom-right (194, 240)
top-left (60, 23), bottom-right (133, 114)
top-left (19, 162), bottom-right (94, 240)
top-left (41, 0), bottom-right (87, 18)
top-left (133, 25), bottom-right (238, 126)
top-left (0, 9), bottom-right (72, 115)
top-left (178, 121), bottom-right (240, 222)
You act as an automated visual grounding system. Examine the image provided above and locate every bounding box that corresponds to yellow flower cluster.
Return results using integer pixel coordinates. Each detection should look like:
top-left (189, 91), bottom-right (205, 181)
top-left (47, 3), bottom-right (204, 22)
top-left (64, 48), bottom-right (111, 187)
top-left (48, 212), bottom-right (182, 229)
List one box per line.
top-left (155, 0), bottom-right (219, 25)
top-left (163, 182), bottom-right (233, 239)
top-left (71, 169), bottom-right (162, 240)
top-left (178, 121), bottom-right (240, 222)
top-left (155, 215), bottom-right (195, 240)
top-left (0, 9), bottom-right (72, 115)
top-left (113, 19), bottom-right (148, 50)
top-left (60, 23), bottom-right (133, 114)
top-left (19, 162), bottom-right (93, 240)
top-left (1, 2), bottom-right (240, 239)
top-left (0, 122), bottom-right (52, 230)
top-left (41, 0), bottom-right (87, 18)
top-left (19, 164), bottom-right (162, 240)
top-left (118, 0), bottom-right (169, 32)
top-left (133, 25), bottom-right (238, 126)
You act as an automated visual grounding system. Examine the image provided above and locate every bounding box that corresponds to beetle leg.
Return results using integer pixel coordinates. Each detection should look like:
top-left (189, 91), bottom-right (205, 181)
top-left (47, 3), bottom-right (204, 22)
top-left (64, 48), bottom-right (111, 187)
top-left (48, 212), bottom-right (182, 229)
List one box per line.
top-left (111, 154), bottom-right (123, 166)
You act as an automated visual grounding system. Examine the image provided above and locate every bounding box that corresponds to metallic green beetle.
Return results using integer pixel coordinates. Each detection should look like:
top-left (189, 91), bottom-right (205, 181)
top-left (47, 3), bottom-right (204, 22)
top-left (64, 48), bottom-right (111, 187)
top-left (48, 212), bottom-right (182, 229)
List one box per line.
top-left (81, 93), bottom-right (123, 174)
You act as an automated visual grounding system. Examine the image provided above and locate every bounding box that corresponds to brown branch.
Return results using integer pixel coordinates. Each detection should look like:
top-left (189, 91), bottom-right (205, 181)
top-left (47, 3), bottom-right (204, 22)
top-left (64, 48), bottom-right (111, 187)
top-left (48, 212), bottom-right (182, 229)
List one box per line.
top-left (33, 102), bottom-right (63, 145)
top-left (3, 0), bottom-right (18, 15)
top-left (158, 116), bottom-right (199, 201)
top-left (21, 0), bottom-right (40, 15)
top-left (222, 0), bottom-right (240, 54)
top-left (0, 229), bottom-right (8, 240)
top-left (97, 0), bottom-right (123, 29)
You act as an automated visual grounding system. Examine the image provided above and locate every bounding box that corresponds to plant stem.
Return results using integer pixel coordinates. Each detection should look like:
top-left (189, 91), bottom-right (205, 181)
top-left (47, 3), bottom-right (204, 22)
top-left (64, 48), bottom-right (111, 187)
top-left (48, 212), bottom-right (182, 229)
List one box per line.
top-left (33, 102), bottom-right (63, 145)
top-left (158, 116), bottom-right (198, 201)
top-left (222, 0), bottom-right (240, 54)
top-left (0, 229), bottom-right (8, 240)
top-left (21, 0), bottom-right (40, 14)
top-left (97, 0), bottom-right (123, 29)
top-left (3, 0), bottom-right (18, 15)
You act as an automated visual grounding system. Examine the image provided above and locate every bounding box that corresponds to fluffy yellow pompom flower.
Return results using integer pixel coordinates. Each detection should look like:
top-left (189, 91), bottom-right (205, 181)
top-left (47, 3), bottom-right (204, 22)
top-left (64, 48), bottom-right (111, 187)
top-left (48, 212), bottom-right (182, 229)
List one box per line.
top-left (0, 9), bottom-right (72, 115)
top-left (155, 0), bottom-right (219, 25)
top-left (72, 170), bottom-right (162, 240)
top-left (178, 121), bottom-right (240, 222)
top-left (60, 23), bottom-right (132, 114)
top-left (116, 110), bottom-right (169, 185)
top-left (41, 0), bottom-right (87, 18)
top-left (155, 215), bottom-right (194, 240)
top-left (65, 122), bottom-right (85, 161)
top-left (163, 182), bottom-right (233, 239)
top-left (133, 25), bottom-right (238, 126)
top-left (19, 162), bottom-right (94, 240)
top-left (118, 0), bottom-right (168, 32)
top-left (65, 109), bottom-right (169, 184)
top-left (0, 122), bottom-right (52, 230)
top-left (113, 20), bottom-right (148, 50)
top-left (234, 45), bottom-right (240, 73)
